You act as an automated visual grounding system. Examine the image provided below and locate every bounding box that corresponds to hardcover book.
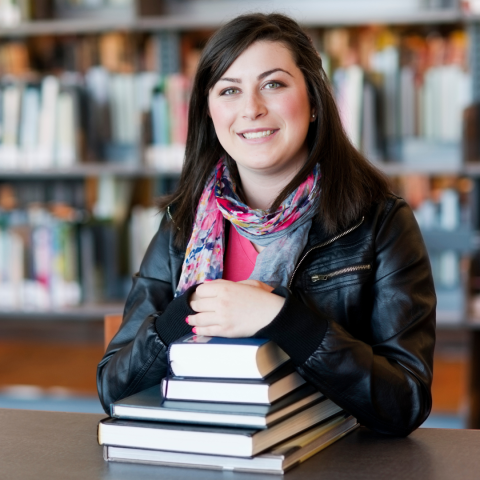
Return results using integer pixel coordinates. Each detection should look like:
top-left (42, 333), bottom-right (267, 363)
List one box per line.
top-left (168, 333), bottom-right (289, 379)
top-left (98, 397), bottom-right (343, 457)
top-left (111, 383), bottom-right (322, 429)
top-left (161, 362), bottom-right (306, 404)
top-left (103, 413), bottom-right (358, 475)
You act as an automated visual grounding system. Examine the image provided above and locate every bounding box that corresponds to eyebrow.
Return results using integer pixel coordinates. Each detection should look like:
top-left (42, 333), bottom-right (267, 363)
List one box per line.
top-left (218, 68), bottom-right (293, 84)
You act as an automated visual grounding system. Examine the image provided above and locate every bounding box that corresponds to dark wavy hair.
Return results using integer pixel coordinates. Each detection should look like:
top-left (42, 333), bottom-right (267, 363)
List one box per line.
top-left (159, 12), bottom-right (390, 247)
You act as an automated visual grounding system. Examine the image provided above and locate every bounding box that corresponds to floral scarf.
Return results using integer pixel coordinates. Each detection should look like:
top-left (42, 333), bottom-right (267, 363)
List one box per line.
top-left (175, 160), bottom-right (321, 297)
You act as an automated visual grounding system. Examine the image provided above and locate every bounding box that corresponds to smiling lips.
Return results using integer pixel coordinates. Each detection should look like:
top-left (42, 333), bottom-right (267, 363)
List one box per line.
top-left (240, 129), bottom-right (278, 139)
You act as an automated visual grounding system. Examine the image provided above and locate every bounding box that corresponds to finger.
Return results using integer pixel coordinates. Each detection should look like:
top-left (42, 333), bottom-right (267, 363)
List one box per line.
top-left (195, 282), bottom-right (220, 298)
top-left (190, 297), bottom-right (217, 313)
top-left (196, 278), bottom-right (236, 298)
top-left (193, 325), bottom-right (229, 337)
top-left (189, 291), bottom-right (199, 303)
top-left (186, 312), bottom-right (218, 327)
top-left (238, 279), bottom-right (259, 286)
top-left (238, 279), bottom-right (274, 293)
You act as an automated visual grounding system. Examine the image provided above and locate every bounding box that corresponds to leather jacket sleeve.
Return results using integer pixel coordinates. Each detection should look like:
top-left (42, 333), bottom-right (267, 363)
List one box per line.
top-left (256, 198), bottom-right (436, 436)
top-left (96, 215), bottom-right (193, 413)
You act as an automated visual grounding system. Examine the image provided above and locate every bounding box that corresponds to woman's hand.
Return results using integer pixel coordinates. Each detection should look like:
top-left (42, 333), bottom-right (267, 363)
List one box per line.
top-left (188, 279), bottom-right (285, 337)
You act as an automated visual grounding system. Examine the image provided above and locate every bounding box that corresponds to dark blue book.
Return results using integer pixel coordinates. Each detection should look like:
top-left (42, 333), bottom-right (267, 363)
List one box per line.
top-left (161, 362), bottom-right (306, 404)
top-left (111, 383), bottom-right (322, 429)
top-left (168, 334), bottom-right (289, 379)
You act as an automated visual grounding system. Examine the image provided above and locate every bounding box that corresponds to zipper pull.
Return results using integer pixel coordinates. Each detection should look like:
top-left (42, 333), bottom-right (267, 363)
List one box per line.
top-left (311, 274), bottom-right (329, 282)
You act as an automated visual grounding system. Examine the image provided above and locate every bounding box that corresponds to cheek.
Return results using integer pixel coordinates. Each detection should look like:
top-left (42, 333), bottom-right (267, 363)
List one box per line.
top-left (276, 93), bottom-right (311, 131)
top-left (209, 102), bottom-right (236, 138)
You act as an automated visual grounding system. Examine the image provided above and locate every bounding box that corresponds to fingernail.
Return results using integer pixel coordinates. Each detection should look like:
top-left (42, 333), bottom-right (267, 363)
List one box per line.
top-left (192, 327), bottom-right (197, 334)
top-left (185, 317), bottom-right (189, 324)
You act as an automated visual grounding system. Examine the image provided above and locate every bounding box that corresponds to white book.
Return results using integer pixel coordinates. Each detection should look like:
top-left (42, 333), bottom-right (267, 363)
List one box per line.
top-left (400, 66), bottom-right (415, 138)
top-left (19, 86), bottom-right (40, 169)
top-left (168, 334), bottom-right (289, 379)
top-left (112, 384), bottom-right (323, 429)
top-left (0, 83), bottom-right (21, 168)
top-left (103, 414), bottom-right (358, 475)
top-left (37, 76), bottom-right (59, 169)
top-left (98, 398), bottom-right (343, 457)
top-left (55, 90), bottom-right (77, 167)
top-left (161, 363), bottom-right (306, 404)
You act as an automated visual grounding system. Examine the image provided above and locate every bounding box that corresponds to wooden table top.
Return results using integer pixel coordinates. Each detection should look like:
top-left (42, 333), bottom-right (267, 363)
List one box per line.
top-left (0, 408), bottom-right (479, 480)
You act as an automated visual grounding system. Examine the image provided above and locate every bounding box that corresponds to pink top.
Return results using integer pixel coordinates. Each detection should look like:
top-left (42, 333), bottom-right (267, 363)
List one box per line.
top-left (223, 224), bottom-right (259, 281)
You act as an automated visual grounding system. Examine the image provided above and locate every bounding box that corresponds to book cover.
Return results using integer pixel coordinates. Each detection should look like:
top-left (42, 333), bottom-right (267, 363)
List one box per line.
top-left (99, 396), bottom-right (342, 457)
top-left (161, 362), bottom-right (306, 404)
top-left (111, 383), bottom-right (322, 428)
top-left (168, 333), bottom-right (290, 379)
top-left (103, 414), bottom-right (358, 474)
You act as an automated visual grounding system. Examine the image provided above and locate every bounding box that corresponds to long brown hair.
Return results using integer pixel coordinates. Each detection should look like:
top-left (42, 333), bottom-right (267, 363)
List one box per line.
top-left (159, 13), bottom-right (390, 247)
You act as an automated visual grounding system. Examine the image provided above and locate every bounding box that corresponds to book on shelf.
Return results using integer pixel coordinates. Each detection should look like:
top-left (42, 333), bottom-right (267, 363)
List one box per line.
top-left (325, 26), bottom-right (471, 164)
top-left (168, 334), bottom-right (290, 379)
top-left (0, 31), bottom-right (191, 171)
top-left (111, 383), bottom-right (321, 429)
top-left (98, 396), bottom-right (343, 457)
top-left (161, 362), bottom-right (306, 404)
top-left (0, 75), bottom-right (81, 170)
top-left (103, 413), bottom-right (358, 475)
top-left (0, 191), bottom-right (83, 310)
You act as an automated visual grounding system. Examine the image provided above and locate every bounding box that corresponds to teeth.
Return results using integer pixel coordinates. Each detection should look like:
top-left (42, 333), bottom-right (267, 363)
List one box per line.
top-left (242, 130), bottom-right (274, 139)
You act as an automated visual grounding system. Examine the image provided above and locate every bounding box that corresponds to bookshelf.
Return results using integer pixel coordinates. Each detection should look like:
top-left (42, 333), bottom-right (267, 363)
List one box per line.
top-left (0, 6), bottom-right (476, 295)
top-left (0, 6), bottom-right (475, 297)
top-left (1, 0), bottom-right (480, 424)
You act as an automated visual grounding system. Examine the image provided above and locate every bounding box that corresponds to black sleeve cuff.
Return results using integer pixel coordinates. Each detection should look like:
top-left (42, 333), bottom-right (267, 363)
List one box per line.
top-left (154, 284), bottom-right (198, 346)
top-left (255, 286), bottom-right (328, 365)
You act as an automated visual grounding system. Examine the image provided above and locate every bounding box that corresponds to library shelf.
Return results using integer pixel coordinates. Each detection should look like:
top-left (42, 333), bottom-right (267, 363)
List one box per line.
top-left (139, 9), bottom-right (464, 30)
top-left (0, 0), bottom-right (479, 426)
top-left (0, 165), bottom-right (178, 179)
top-left (376, 163), bottom-right (467, 177)
top-left (0, 18), bottom-right (136, 38)
top-left (421, 229), bottom-right (477, 254)
top-left (0, 304), bottom-right (123, 322)
top-left (463, 163), bottom-right (480, 176)
top-left (1, 163), bottom-right (476, 180)
top-left (0, 164), bottom-right (474, 180)
top-left (0, 9), bottom-right (464, 38)
top-left (377, 162), bottom-right (480, 177)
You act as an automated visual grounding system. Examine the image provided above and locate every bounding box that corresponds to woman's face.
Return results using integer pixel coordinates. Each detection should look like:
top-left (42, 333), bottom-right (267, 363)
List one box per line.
top-left (208, 41), bottom-right (314, 181)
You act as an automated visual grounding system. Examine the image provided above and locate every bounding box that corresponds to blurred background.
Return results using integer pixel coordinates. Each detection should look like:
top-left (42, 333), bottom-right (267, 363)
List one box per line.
top-left (0, 0), bottom-right (479, 429)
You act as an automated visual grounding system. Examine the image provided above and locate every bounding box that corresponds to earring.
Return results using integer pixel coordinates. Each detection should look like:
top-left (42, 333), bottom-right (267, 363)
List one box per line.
top-left (311, 113), bottom-right (316, 119)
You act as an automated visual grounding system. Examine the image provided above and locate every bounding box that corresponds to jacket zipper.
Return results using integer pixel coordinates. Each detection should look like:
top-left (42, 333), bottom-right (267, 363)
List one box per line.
top-left (311, 264), bottom-right (371, 283)
top-left (288, 216), bottom-right (365, 289)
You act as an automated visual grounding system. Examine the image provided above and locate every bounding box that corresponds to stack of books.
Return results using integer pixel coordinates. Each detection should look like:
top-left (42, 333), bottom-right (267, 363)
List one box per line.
top-left (98, 333), bottom-right (358, 474)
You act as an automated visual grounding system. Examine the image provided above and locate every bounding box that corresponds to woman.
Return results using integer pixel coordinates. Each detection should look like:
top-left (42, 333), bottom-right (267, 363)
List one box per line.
top-left (97, 13), bottom-right (436, 436)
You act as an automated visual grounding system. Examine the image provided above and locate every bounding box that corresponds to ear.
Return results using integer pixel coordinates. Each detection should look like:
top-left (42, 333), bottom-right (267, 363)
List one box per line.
top-left (310, 110), bottom-right (317, 122)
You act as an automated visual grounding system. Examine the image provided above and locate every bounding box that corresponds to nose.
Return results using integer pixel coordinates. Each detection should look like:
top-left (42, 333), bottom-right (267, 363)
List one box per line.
top-left (242, 90), bottom-right (267, 120)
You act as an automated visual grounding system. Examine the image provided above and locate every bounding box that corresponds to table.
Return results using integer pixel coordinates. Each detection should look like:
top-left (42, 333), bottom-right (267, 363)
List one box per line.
top-left (0, 408), bottom-right (479, 480)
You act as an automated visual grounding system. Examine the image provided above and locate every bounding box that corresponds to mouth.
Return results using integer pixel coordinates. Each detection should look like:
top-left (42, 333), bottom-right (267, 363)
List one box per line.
top-left (240, 129), bottom-right (278, 139)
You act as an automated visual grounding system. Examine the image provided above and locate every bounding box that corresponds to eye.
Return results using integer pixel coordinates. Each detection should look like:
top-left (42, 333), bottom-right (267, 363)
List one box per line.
top-left (221, 88), bottom-right (240, 96)
top-left (264, 81), bottom-right (282, 89)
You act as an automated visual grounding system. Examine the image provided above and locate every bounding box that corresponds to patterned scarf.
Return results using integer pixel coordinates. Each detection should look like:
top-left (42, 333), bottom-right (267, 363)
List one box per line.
top-left (175, 160), bottom-right (321, 297)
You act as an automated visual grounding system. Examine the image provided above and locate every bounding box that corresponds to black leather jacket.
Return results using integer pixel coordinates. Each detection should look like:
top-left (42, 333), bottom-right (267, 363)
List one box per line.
top-left (97, 194), bottom-right (436, 436)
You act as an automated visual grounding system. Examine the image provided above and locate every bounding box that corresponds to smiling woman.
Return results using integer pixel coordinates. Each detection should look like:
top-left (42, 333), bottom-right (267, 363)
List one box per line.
top-left (97, 13), bottom-right (436, 437)
top-left (208, 41), bottom-right (313, 211)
